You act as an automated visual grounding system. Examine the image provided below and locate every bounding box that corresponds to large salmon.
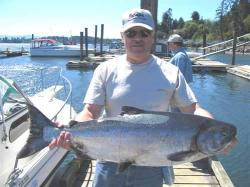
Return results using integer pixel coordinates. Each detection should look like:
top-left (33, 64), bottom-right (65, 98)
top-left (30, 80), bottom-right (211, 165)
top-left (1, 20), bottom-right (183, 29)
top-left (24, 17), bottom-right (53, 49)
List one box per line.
top-left (18, 104), bottom-right (237, 171)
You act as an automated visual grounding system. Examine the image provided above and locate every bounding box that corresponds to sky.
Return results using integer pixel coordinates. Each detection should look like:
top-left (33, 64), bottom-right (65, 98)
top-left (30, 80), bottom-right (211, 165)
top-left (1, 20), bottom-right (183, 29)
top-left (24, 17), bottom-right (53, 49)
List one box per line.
top-left (0, 0), bottom-right (222, 39)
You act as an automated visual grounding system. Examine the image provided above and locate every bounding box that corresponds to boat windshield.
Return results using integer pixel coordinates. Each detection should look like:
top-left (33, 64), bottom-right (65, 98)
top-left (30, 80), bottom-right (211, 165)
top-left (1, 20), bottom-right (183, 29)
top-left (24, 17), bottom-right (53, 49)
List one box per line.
top-left (31, 39), bottom-right (63, 48)
top-left (0, 76), bottom-right (26, 123)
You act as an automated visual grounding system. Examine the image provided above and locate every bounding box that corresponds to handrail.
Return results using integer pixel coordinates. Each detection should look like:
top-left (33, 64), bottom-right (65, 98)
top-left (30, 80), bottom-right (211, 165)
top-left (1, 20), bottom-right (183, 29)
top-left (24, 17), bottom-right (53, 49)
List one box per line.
top-left (50, 72), bottom-right (73, 121)
top-left (38, 66), bottom-right (73, 121)
top-left (0, 67), bottom-right (73, 123)
top-left (200, 33), bottom-right (250, 50)
top-left (192, 41), bottom-right (250, 61)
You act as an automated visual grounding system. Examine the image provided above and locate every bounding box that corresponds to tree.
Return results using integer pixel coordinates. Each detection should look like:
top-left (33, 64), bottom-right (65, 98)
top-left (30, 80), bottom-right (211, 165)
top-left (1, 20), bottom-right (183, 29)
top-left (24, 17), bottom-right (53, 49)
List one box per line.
top-left (172, 19), bottom-right (179, 30)
top-left (178, 17), bottom-right (185, 29)
top-left (243, 15), bottom-right (250, 33)
top-left (191, 11), bottom-right (200, 22)
top-left (181, 21), bottom-right (199, 39)
top-left (161, 8), bottom-right (173, 35)
top-left (216, 0), bottom-right (241, 40)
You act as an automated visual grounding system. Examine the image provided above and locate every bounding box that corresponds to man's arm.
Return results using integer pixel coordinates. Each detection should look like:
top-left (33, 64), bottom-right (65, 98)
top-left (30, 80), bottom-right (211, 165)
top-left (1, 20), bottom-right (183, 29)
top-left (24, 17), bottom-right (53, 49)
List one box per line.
top-left (75, 103), bottom-right (103, 122)
top-left (179, 103), bottom-right (214, 118)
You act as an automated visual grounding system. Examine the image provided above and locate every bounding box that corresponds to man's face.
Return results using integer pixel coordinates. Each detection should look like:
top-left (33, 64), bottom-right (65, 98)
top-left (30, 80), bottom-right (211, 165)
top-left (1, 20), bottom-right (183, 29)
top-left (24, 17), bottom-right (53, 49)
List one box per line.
top-left (121, 26), bottom-right (154, 63)
top-left (168, 42), bottom-right (176, 51)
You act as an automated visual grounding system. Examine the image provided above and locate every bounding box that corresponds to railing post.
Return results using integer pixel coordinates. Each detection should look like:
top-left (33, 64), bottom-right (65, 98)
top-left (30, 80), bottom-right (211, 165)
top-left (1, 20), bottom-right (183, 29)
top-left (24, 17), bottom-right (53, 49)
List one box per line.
top-left (202, 32), bottom-right (206, 55)
top-left (232, 30), bottom-right (237, 65)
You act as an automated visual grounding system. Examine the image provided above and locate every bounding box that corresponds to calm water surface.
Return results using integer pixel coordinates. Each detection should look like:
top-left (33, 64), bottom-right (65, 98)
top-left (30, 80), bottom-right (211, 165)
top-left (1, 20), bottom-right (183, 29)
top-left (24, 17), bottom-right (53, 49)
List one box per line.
top-left (0, 53), bottom-right (249, 187)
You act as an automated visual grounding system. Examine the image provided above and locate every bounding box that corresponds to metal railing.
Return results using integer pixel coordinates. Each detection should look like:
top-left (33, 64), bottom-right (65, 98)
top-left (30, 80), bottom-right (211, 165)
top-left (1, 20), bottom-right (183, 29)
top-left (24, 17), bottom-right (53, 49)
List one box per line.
top-left (192, 33), bottom-right (250, 61)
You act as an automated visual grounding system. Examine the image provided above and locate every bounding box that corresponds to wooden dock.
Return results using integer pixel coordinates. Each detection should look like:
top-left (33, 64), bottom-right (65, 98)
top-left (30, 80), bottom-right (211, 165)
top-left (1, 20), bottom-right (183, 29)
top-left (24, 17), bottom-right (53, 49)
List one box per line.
top-left (67, 54), bottom-right (118, 69)
top-left (67, 54), bottom-right (250, 81)
top-left (192, 59), bottom-right (229, 72)
top-left (65, 157), bottom-right (234, 187)
top-left (193, 59), bottom-right (250, 80)
top-left (227, 65), bottom-right (250, 80)
top-left (0, 50), bottom-right (29, 58)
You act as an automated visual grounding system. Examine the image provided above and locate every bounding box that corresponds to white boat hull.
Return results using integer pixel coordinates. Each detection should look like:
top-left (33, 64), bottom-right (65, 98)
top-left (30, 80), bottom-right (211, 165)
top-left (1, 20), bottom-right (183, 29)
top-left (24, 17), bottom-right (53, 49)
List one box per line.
top-left (1, 85), bottom-right (76, 187)
top-left (30, 48), bottom-right (89, 57)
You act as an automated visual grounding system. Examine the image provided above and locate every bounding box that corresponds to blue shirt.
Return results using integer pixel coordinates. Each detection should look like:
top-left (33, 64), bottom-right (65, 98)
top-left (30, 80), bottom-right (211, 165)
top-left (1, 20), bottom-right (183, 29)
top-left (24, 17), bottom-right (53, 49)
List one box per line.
top-left (169, 48), bottom-right (193, 83)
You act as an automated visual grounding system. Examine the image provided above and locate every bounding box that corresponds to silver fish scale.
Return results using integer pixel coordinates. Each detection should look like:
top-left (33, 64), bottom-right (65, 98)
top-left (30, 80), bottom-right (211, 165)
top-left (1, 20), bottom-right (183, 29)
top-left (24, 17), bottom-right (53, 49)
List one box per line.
top-left (98, 113), bottom-right (170, 126)
top-left (70, 118), bottom-right (199, 166)
top-left (59, 112), bottom-right (235, 166)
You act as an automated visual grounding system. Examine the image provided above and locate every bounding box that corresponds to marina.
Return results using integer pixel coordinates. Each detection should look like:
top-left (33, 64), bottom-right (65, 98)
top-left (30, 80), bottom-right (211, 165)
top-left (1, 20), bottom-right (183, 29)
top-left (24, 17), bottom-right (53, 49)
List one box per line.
top-left (0, 52), bottom-right (249, 186)
top-left (1, 0), bottom-right (250, 186)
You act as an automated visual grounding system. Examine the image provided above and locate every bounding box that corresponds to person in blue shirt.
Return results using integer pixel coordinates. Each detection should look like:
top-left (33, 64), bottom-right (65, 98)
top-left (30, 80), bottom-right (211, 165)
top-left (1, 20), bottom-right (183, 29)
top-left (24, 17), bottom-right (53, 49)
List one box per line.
top-left (167, 34), bottom-right (193, 84)
top-left (166, 34), bottom-right (194, 183)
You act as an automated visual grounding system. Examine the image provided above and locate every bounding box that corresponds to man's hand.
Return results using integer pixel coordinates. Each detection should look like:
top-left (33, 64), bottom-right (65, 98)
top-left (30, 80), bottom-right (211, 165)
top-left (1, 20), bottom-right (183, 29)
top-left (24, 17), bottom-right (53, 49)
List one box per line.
top-left (49, 131), bottom-right (72, 150)
top-left (48, 122), bottom-right (72, 150)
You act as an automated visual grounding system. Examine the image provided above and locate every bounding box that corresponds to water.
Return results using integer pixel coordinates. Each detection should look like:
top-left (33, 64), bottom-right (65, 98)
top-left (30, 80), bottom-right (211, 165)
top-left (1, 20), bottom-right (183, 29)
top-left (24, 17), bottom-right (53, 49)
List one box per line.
top-left (208, 53), bottom-right (250, 65)
top-left (0, 52), bottom-right (249, 186)
top-left (192, 72), bottom-right (250, 187)
top-left (0, 43), bottom-right (30, 51)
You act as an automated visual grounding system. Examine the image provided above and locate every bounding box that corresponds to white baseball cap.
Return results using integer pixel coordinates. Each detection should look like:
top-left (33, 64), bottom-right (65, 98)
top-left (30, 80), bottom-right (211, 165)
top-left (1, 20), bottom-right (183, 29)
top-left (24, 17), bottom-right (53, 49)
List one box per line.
top-left (167, 34), bottom-right (184, 43)
top-left (121, 8), bottom-right (155, 32)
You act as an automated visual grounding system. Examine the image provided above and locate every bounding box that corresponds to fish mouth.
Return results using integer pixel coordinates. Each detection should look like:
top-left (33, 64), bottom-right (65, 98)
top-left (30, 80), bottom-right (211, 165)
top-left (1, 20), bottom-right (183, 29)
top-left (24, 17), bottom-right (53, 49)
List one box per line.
top-left (217, 137), bottom-right (238, 154)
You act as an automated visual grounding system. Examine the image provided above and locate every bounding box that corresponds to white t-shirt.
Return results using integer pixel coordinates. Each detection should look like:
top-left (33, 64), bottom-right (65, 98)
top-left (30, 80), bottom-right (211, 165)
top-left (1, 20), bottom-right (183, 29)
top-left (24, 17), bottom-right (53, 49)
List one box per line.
top-left (84, 54), bottom-right (197, 117)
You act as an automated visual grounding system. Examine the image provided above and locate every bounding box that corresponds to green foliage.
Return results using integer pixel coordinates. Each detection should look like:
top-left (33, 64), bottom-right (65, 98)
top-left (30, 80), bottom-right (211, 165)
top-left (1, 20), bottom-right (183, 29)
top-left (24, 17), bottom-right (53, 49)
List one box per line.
top-left (178, 17), bottom-right (185, 29)
top-left (158, 0), bottom-right (250, 43)
top-left (243, 15), bottom-right (250, 32)
top-left (181, 21), bottom-right (199, 39)
top-left (191, 11), bottom-right (200, 22)
top-left (161, 8), bottom-right (173, 35)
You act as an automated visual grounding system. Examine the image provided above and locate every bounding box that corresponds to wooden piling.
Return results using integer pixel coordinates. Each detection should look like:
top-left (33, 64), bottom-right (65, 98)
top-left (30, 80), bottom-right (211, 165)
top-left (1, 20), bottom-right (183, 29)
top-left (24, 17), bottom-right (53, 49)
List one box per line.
top-left (80, 32), bottom-right (84, 61)
top-left (232, 30), bottom-right (237, 65)
top-left (85, 28), bottom-right (88, 57)
top-left (94, 25), bottom-right (97, 54)
top-left (140, 0), bottom-right (158, 52)
top-left (100, 24), bottom-right (104, 56)
top-left (203, 32), bottom-right (207, 55)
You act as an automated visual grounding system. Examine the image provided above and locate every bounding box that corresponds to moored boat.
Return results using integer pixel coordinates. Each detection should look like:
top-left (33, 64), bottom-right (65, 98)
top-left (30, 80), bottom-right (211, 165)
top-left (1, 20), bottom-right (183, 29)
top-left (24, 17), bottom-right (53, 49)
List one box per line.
top-left (30, 39), bottom-right (93, 57)
top-left (0, 67), bottom-right (76, 186)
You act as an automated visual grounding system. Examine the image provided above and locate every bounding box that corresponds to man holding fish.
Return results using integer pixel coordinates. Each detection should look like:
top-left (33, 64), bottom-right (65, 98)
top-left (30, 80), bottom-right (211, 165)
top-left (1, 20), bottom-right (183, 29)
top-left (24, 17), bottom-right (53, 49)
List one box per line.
top-left (48, 8), bottom-right (236, 187)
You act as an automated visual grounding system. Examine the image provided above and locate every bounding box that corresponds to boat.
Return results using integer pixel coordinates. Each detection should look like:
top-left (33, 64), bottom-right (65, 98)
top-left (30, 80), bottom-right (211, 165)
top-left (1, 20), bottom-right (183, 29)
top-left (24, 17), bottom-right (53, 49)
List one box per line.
top-left (0, 67), bottom-right (76, 186)
top-left (30, 38), bottom-right (91, 57)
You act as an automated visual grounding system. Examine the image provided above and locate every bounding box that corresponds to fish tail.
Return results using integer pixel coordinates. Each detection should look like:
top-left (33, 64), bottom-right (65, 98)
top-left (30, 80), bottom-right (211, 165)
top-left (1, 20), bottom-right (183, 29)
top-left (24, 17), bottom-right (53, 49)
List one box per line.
top-left (17, 103), bottom-right (55, 159)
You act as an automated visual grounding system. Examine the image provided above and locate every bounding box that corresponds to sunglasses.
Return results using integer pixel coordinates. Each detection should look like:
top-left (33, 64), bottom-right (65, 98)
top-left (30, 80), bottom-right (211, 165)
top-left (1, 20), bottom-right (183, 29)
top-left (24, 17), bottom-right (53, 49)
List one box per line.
top-left (124, 29), bottom-right (152, 38)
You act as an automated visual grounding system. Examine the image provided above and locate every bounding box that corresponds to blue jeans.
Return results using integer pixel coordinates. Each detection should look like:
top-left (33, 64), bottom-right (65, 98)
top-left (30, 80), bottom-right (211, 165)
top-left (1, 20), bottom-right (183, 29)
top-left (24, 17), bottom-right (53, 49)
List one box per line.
top-left (162, 166), bottom-right (175, 185)
top-left (92, 161), bottom-right (164, 187)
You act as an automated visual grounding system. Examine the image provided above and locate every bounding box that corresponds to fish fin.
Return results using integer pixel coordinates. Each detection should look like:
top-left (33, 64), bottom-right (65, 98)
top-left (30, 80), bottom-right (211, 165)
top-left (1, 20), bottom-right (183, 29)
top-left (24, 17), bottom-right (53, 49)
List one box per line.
top-left (168, 151), bottom-right (198, 162)
top-left (17, 103), bottom-right (55, 159)
top-left (116, 161), bottom-right (134, 173)
top-left (120, 106), bottom-right (146, 115)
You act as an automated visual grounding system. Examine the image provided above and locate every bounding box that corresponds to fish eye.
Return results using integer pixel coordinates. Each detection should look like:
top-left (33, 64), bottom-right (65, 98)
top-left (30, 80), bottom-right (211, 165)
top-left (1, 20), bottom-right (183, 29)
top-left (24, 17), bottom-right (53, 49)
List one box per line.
top-left (220, 127), bottom-right (230, 137)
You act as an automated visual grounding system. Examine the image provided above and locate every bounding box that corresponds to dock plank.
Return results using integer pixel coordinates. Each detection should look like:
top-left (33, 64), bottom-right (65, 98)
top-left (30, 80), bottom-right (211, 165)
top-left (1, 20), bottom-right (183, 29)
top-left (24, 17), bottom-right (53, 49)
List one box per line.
top-left (227, 65), bottom-right (250, 80)
top-left (174, 175), bottom-right (218, 184)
